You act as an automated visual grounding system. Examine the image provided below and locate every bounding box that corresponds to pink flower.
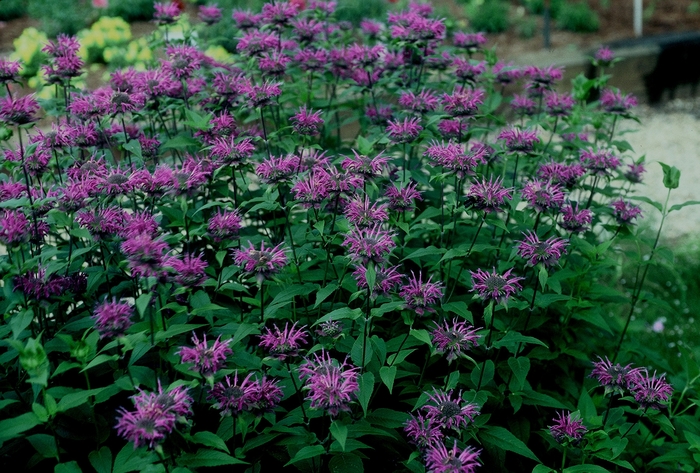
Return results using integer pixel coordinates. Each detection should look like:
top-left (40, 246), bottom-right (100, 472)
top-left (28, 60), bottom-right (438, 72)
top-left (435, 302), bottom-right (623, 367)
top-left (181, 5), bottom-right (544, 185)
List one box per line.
top-left (343, 224), bottom-right (396, 264)
top-left (92, 298), bottom-right (133, 339)
top-left (422, 388), bottom-right (480, 430)
top-left (404, 413), bottom-right (443, 449)
top-left (590, 356), bottom-right (643, 395)
top-left (353, 264), bottom-right (402, 297)
top-left (425, 441), bottom-right (481, 473)
top-left (470, 267), bottom-right (523, 305)
top-left (400, 272), bottom-right (444, 316)
top-left (432, 319), bottom-right (480, 363)
top-left (466, 176), bottom-right (512, 213)
top-left (233, 241), bottom-right (288, 283)
top-left (344, 195), bottom-right (389, 228)
top-left (386, 117), bottom-right (423, 143)
top-left (549, 411), bottom-right (587, 444)
top-left (169, 253), bottom-right (208, 287)
top-left (298, 350), bottom-right (360, 416)
top-left (208, 372), bottom-right (260, 416)
top-left (631, 370), bottom-right (673, 410)
top-left (207, 210), bottom-right (242, 242)
top-left (178, 333), bottom-right (232, 376)
top-left (291, 107), bottom-right (324, 135)
top-left (517, 231), bottom-right (569, 267)
top-left (259, 322), bottom-right (308, 360)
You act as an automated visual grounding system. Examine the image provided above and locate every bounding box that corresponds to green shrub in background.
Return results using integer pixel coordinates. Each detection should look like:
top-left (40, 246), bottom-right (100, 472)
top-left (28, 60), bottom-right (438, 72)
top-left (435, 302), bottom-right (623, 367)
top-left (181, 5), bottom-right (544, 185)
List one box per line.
top-left (78, 16), bottom-right (132, 64)
top-left (105, 0), bottom-right (154, 22)
top-left (468, 0), bottom-right (509, 33)
top-left (516, 16), bottom-right (538, 38)
top-left (526, 0), bottom-right (565, 18)
top-left (335, 0), bottom-right (387, 26)
top-left (557, 1), bottom-right (599, 32)
top-left (0, 0), bottom-right (27, 21)
top-left (28, 0), bottom-right (88, 37)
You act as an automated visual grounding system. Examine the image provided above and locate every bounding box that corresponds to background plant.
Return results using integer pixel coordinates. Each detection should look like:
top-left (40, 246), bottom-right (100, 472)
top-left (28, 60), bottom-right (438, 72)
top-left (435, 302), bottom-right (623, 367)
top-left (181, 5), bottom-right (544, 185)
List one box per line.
top-left (0, 1), bottom-right (698, 472)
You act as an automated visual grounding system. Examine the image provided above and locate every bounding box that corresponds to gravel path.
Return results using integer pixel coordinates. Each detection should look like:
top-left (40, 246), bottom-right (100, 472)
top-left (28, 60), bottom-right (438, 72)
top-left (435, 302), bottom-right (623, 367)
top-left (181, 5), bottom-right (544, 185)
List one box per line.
top-left (621, 100), bottom-right (700, 242)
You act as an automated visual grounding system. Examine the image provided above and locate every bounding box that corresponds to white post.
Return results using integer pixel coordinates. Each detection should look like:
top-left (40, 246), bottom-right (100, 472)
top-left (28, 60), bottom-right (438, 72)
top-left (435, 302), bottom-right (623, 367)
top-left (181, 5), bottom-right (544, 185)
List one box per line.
top-left (634, 0), bottom-right (643, 37)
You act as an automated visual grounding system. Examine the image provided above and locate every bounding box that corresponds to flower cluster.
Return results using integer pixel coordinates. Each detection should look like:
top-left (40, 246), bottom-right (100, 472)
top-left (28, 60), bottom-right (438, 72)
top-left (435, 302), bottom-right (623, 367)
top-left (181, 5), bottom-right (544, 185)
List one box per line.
top-left (298, 350), bottom-right (360, 416)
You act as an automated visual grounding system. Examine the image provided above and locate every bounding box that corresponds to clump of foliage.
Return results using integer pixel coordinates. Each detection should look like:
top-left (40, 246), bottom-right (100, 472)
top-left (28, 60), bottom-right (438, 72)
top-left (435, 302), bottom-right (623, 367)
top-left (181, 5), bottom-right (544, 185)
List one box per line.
top-left (557, 1), bottom-right (599, 33)
top-left (27, 0), bottom-right (89, 37)
top-left (467, 0), bottom-right (510, 33)
top-left (0, 1), bottom-right (697, 472)
top-left (0, 0), bottom-right (27, 21)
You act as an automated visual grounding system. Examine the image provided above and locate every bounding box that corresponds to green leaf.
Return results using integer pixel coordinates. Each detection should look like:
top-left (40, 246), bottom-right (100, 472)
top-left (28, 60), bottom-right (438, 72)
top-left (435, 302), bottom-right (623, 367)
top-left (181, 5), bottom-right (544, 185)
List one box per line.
top-left (442, 301), bottom-right (472, 323)
top-left (89, 446), bottom-right (113, 473)
top-left (519, 390), bottom-right (569, 409)
top-left (410, 329), bottom-right (432, 346)
top-left (470, 359), bottom-right (495, 387)
top-left (57, 387), bottom-right (107, 412)
top-left (28, 433), bottom-right (58, 459)
top-left (328, 453), bottom-right (364, 473)
top-left (358, 372), bottom-right (375, 416)
top-left (532, 465), bottom-right (556, 473)
top-left (537, 266), bottom-right (547, 292)
top-left (10, 309), bottom-right (34, 339)
top-left (178, 449), bottom-right (247, 468)
top-left (122, 140), bottom-right (143, 161)
top-left (365, 409), bottom-right (410, 429)
top-left (82, 354), bottom-right (118, 372)
top-left (564, 466), bottom-right (611, 473)
top-left (191, 431), bottom-right (229, 453)
top-left (379, 366), bottom-right (397, 394)
top-left (0, 412), bottom-right (42, 446)
top-left (330, 422), bottom-right (348, 451)
top-left (135, 293), bottom-right (152, 318)
top-left (493, 331), bottom-right (548, 351)
top-left (401, 246), bottom-right (445, 262)
top-left (659, 162), bottom-right (680, 189)
top-left (284, 445), bottom-right (326, 467)
top-left (668, 200), bottom-right (700, 213)
top-left (365, 262), bottom-right (376, 292)
top-left (480, 425), bottom-right (539, 462)
top-left (629, 195), bottom-right (662, 213)
top-left (54, 461), bottom-right (82, 473)
top-left (314, 284), bottom-right (338, 308)
top-left (507, 357), bottom-right (530, 392)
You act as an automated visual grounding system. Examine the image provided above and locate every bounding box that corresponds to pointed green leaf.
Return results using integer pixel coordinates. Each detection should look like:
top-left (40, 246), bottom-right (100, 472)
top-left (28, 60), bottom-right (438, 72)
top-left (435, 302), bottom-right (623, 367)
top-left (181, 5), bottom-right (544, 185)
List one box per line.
top-left (284, 445), bottom-right (325, 467)
top-left (89, 446), bottom-right (113, 473)
top-left (480, 425), bottom-right (539, 462)
top-left (358, 372), bottom-right (375, 416)
top-left (659, 162), bottom-right (680, 189)
top-left (330, 422), bottom-right (348, 451)
top-left (379, 366), bottom-right (397, 394)
top-left (507, 357), bottom-right (530, 392)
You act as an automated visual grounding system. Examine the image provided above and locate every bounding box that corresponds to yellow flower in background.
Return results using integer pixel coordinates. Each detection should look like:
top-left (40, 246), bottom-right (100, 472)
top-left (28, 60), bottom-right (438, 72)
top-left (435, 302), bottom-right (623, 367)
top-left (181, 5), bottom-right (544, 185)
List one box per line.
top-left (78, 17), bottom-right (132, 64)
top-left (204, 46), bottom-right (234, 65)
top-left (10, 28), bottom-right (49, 78)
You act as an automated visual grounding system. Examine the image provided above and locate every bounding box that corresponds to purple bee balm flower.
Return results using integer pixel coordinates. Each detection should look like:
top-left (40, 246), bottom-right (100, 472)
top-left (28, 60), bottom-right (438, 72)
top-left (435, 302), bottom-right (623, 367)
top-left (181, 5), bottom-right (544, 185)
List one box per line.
top-left (92, 298), bottom-right (134, 339)
top-left (121, 211), bottom-right (159, 239)
top-left (254, 376), bottom-right (284, 413)
top-left (14, 267), bottom-right (70, 301)
top-left (453, 58), bottom-right (487, 84)
top-left (353, 264), bottom-right (403, 297)
top-left (521, 179), bottom-right (566, 212)
top-left (442, 87), bottom-right (484, 117)
top-left (590, 356), bottom-right (643, 395)
top-left (498, 127), bottom-right (540, 154)
top-left (208, 371), bottom-right (260, 416)
top-left (470, 267), bottom-right (524, 305)
top-left (517, 231), bottom-right (569, 268)
top-left (630, 370), bottom-right (673, 410)
top-left (431, 318), bottom-right (481, 363)
top-left (538, 162), bottom-right (586, 188)
top-left (316, 318), bottom-right (344, 338)
top-left (0, 94), bottom-right (40, 125)
top-left (76, 207), bottom-right (126, 240)
top-left (398, 89), bottom-right (440, 113)
top-left (404, 412), bottom-right (444, 449)
top-left (360, 19), bottom-right (384, 37)
top-left (386, 117), bottom-right (423, 144)
top-left (400, 272), bottom-right (444, 316)
top-left (298, 350), bottom-right (360, 416)
top-left (341, 150), bottom-right (390, 179)
top-left (317, 166), bottom-right (364, 196)
top-left (257, 155), bottom-right (297, 184)
top-left (524, 64), bottom-right (564, 96)
top-left (624, 162), bottom-right (646, 183)
top-left (259, 51), bottom-right (291, 77)
top-left (0, 210), bottom-right (30, 245)
top-left (115, 383), bottom-right (192, 449)
top-left (232, 9), bottom-right (262, 30)
top-left (344, 195), bottom-right (389, 228)
top-left (261, 1), bottom-right (299, 27)
top-left (168, 253), bottom-right (208, 287)
top-left (466, 176), bottom-right (512, 213)
top-left (595, 46), bottom-right (615, 65)
top-left (580, 148), bottom-right (621, 176)
top-left (291, 107), bottom-right (324, 136)
top-left (600, 89), bottom-right (637, 115)
top-left (153, 1), bottom-right (181, 25)
top-left (544, 91), bottom-right (576, 117)
top-left (163, 45), bottom-right (203, 80)
top-left (511, 94), bottom-right (537, 116)
top-left (233, 241), bottom-right (288, 283)
top-left (454, 31), bottom-right (487, 51)
top-left (343, 224), bottom-right (396, 264)
top-left (207, 210), bottom-right (242, 242)
top-left (259, 322), bottom-right (308, 360)
top-left (436, 119), bottom-right (469, 140)
top-left (611, 199), bottom-right (642, 225)
top-left (178, 332), bottom-right (232, 377)
top-left (422, 388), bottom-right (480, 430)
top-left (237, 30), bottom-right (278, 56)
top-left (294, 48), bottom-right (328, 72)
top-left (549, 411), bottom-right (587, 444)
top-left (198, 4), bottom-right (223, 25)
top-left (245, 81), bottom-right (282, 108)
top-left (0, 59), bottom-right (20, 84)
top-left (560, 203), bottom-right (592, 233)
top-left (291, 170), bottom-right (330, 209)
top-left (385, 181), bottom-right (423, 212)
top-left (121, 233), bottom-right (170, 279)
top-left (210, 136), bottom-right (255, 167)
top-left (366, 104), bottom-right (394, 126)
top-left (493, 62), bottom-right (522, 85)
top-left (425, 441), bottom-right (481, 473)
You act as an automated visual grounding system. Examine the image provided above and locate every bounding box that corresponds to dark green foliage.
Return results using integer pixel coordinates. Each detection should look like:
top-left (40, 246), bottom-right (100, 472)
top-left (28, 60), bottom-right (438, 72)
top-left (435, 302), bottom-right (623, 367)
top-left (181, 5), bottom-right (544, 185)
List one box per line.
top-left (526, 0), bottom-right (565, 17)
top-left (0, 0), bottom-right (27, 21)
top-left (334, 0), bottom-right (387, 26)
top-left (468, 0), bottom-right (510, 33)
top-left (557, 1), bottom-right (599, 32)
top-left (105, 0), bottom-right (154, 22)
top-left (27, 0), bottom-right (87, 37)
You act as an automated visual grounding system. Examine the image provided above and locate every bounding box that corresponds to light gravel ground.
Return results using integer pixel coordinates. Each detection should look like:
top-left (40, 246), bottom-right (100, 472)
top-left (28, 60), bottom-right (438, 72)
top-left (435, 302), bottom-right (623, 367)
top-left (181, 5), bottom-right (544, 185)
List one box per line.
top-left (621, 99), bottom-right (700, 243)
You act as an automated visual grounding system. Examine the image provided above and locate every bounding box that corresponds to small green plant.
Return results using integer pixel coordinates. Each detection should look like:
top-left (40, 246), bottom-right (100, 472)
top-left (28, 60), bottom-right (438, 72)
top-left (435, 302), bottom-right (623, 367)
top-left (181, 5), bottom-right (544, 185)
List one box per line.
top-left (468, 0), bottom-right (510, 33)
top-left (105, 0), bottom-right (155, 22)
top-left (526, 0), bottom-right (565, 17)
top-left (0, 0), bottom-right (27, 21)
top-left (28, 0), bottom-right (89, 37)
top-left (557, 1), bottom-right (599, 33)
